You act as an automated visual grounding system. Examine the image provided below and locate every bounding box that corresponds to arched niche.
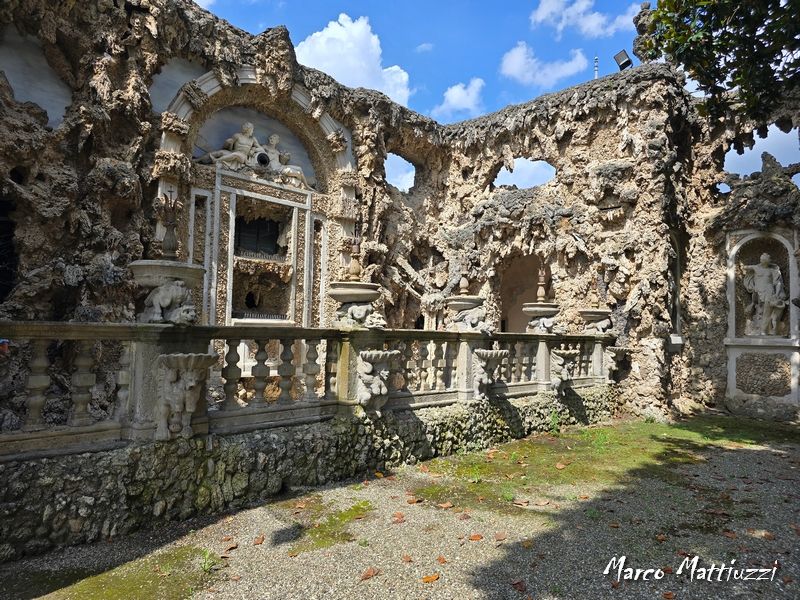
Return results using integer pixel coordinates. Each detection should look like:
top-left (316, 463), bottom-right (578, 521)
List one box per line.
top-left (194, 105), bottom-right (317, 187)
top-left (500, 254), bottom-right (549, 333)
top-left (727, 232), bottom-right (796, 339)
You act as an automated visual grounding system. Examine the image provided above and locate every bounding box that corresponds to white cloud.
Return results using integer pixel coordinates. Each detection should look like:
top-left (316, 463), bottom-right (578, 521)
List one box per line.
top-left (495, 158), bottom-right (556, 188)
top-left (530, 0), bottom-right (639, 39)
top-left (431, 78), bottom-right (485, 121)
top-left (296, 14), bottom-right (412, 106)
top-left (416, 43), bottom-right (433, 53)
top-left (500, 42), bottom-right (587, 88)
top-left (385, 154), bottom-right (415, 191)
top-left (195, 0), bottom-right (216, 8)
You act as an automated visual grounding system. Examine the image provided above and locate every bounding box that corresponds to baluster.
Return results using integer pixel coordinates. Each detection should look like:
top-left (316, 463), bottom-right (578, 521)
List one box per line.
top-left (445, 341), bottom-right (456, 389)
top-left (303, 339), bottom-right (320, 402)
top-left (507, 342), bottom-right (518, 383)
top-left (222, 338), bottom-right (241, 410)
top-left (523, 342), bottom-right (534, 382)
top-left (433, 341), bottom-right (445, 390)
top-left (324, 339), bottom-right (338, 399)
top-left (386, 340), bottom-right (400, 395)
top-left (70, 341), bottom-right (95, 427)
top-left (277, 339), bottom-right (295, 404)
top-left (115, 341), bottom-right (132, 420)
top-left (250, 339), bottom-right (269, 408)
top-left (418, 340), bottom-right (430, 391)
top-left (403, 340), bottom-right (415, 391)
top-left (24, 339), bottom-right (51, 431)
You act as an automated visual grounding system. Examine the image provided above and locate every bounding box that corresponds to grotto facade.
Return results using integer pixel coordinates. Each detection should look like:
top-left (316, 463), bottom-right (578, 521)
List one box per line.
top-left (2, 0), bottom-right (800, 435)
top-left (0, 0), bottom-right (799, 559)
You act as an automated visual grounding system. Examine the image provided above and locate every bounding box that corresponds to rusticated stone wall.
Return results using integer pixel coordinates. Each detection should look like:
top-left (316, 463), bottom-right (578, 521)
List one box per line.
top-left (0, 386), bottom-right (618, 561)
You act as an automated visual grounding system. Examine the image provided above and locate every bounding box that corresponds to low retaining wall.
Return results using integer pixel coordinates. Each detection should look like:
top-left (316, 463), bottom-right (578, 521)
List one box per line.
top-left (0, 385), bottom-right (618, 561)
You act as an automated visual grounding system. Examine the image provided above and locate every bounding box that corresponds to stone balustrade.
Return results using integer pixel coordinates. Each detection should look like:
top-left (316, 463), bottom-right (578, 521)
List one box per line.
top-left (0, 322), bottom-right (616, 457)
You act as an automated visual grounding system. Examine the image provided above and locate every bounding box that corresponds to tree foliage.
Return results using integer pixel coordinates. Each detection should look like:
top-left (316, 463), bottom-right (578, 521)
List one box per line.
top-left (645, 0), bottom-right (800, 121)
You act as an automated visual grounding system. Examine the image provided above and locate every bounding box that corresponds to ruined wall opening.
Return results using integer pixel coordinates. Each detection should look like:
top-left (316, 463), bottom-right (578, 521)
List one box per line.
top-left (499, 254), bottom-right (546, 333)
top-left (725, 125), bottom-right (800, 186)
top-left (0, 25), bottom-right (72, 128)
top-left (148, 57), bottom-right (207, 113)
top-left (0, 200), bottom-right (16, 303)
top-left (385, 153), bottom-right (415, 192)
top-left (493, 158), bottom-right (556, 190)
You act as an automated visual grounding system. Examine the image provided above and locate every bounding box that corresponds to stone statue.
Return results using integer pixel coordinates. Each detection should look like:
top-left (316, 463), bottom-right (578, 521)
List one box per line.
top-left (743, 253), bottom-right (786, 335)
top-left (355, 350), bottom-right (399, 417)
top-left (141, 280), bottom-right (198, 325)
top-left (157, 353), bottom-right (217, 440)
top-left (550, 348), bottom-right (578, 397)
top-left (528, 316), bottom-right (566, 334)
top-left (449, 305), bottom-right (494, 335)
top-left (193, 122), bottom-right (262, 170)
top-left (194, 125), bottom-right (312, 189)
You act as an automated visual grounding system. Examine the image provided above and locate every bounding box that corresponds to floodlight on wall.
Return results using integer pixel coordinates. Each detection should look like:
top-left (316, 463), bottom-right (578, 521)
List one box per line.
top-left (614, 50), bottom-right (633, 71)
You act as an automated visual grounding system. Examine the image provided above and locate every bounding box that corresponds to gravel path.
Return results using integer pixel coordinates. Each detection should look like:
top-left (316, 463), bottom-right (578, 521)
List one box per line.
top-left (3, 416), bottom-right (799, 600)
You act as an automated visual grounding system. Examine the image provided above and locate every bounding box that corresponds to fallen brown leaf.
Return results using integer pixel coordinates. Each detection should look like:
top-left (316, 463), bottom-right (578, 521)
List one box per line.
top-left (513, 500), bottom-right (529, 507)
top-left (402, 555), bottom-right (412, 562)
top-left (253, 535), bottom-right (264, 546)
top-left (407, 498), bottom-right (421, 504)
top-left (784, 577), bottom-right (793, 583)
top-left (495, 532), bottom-right (507, 541)
top-left (361, 567), bottom-right (376, 580)
top-left (422, 574), bottom-right (439, 583)
top-left (289, 552), bottom-right (298, 557)
top-left (663, 566), bottom-right (674, 574)
top-left (535, 501), bottom-right (549, 506)
top-left (393, 518), bottom-right (406, 524)
top-left (221, 536), bottom-right (233, 542)
top-left (393, 512), bottom-right (404, 518)
top-left (469, 534), bottom-right (483, 541)
top-left (295, 503), bottom-right (306, 509)
top-left (419, 465), bottom-right (429, 472)
top-left (579, 495), bottom-right (589, 499)
top-left (764, 532), bottom-right (776, 540)
top-left (657, 535), bottom-right (667, 541)
top-left (231, 576), bottom-right (242, 582)
top-left (609, 523), bottom-right (619, 528)
top-left (611, 581), bottom-right (619, 588)
top-left (510, 578), bottom-right (527, 591)
top-left (438, 502), bottom-right (454, 509)
top-left (438, 556), bottom-right (448, 564)
top-left (353, 515), bottom-right (366, 520)
top-left (460, 513), bottom-right (471, 520)
top-left (723, 532), bottom-right (738, 539)
top-left (523, 541), bottom-right (533, 548)
top-left (224, 543), bottom-right (238, 553)
top-left (663, 593), bottom-right (675, 599)
top-left (556, 463), bottom-right (567, 470)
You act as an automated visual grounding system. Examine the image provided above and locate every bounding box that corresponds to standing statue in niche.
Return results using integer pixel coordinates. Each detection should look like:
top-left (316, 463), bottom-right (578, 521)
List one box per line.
top-left (743, 253), bottom-right (787, 336)
top-left (194, 124), bottom-right (312, 189)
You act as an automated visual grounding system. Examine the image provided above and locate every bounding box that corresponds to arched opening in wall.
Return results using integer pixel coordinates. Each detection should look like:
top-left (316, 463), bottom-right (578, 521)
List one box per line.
top-left (0, 201), bottom-right (17, 303)
top-left (493, 158), bottom-right (556, 190)
top-left (386, 154), bottom-right (415, 192)
top-left (0, 25), bottom-right (72, 128)
top-left (149, 58), bottom-right (207, 113)
top-left (725, 125), bottom-right (800, 186)
top-left (500, 254), bottom-right (548, 333)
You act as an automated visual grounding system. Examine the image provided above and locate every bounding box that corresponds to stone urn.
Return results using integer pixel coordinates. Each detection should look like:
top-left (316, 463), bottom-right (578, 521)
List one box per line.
top-left (130, 187), bottom-right (205, 325)
top-left (327, 239), bottom-right (386, 329)
top-left (578, 276), bottom-right (613, 333)
top-left (445, 259), bottom-right (492, 333)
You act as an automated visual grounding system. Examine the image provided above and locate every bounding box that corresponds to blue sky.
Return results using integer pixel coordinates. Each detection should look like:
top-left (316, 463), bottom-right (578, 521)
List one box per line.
top-left (198, 0), bottom-right (799, 190)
